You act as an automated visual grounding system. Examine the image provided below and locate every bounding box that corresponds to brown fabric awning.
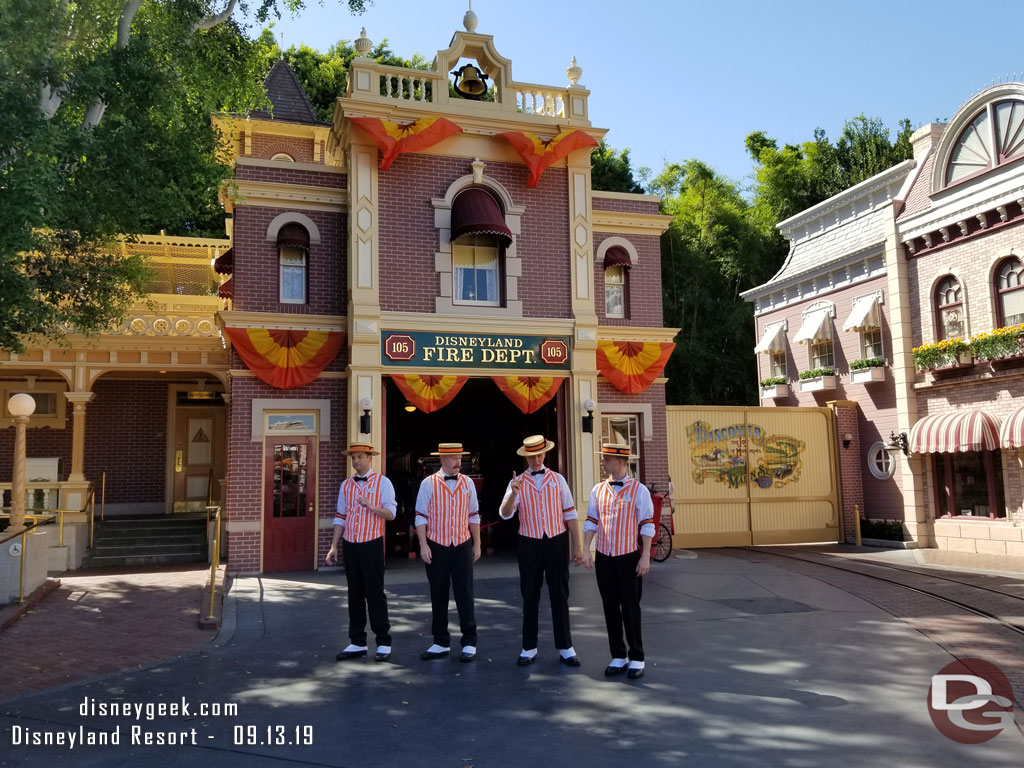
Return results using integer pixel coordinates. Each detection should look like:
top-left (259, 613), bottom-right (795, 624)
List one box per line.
top-left (213, 247), bottom-right (233, 275)
top-left (450, 189), bottom-right (512, 247)
top-left (278, 223), bottom-right (310, 251)
top-left (217, 276), bottom-right (233, 300)
top-left (603, 246), bottom-right (632, 269)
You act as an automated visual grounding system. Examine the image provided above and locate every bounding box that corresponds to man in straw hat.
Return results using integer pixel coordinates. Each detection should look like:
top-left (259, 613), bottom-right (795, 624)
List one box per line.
top-left (327, 443), bottom-right (396, 663)
top-left (582, 443), bottom-right (655, 679)
top-left (500, 434), bottom-right (584, 667)
top-left (415, 442), bottom-right (481, 662)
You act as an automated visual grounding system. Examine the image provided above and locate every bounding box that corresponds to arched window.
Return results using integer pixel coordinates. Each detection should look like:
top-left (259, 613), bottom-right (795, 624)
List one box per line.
top-left (945, 99), bottom-right (1024, 186)
top-left (996, 256), bottom-right (1024, 327)
top-left (935, 276), bottom-right (964, 340)
top-left (271, 152), bottom-right (295, 162)
top-left (603, 246), bottom-right (632, 319)
top-left (278, 223), bottom-right (309, 304)
top-left (450, 189), bottom-right (512, 308)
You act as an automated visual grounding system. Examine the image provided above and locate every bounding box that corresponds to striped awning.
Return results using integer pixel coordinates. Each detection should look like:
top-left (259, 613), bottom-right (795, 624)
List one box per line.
top-left (793, 309), bottom-right (831, 345)
top-left (908, 409), bottom-right (1002, 454)
top-left (1000, 407), bottom-right (1024, 449)
top-left (842, 295), bottom-right (881, 332)
top-left (753, 323), bottom-right (786, 354)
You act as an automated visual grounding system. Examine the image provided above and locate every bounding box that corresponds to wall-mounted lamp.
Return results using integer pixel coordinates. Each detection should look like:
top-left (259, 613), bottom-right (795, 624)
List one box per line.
top-left (403, 401), bottom-right (417, 413)
top-left (359, 397), bottom-right (373, 434)
top-left (885, 430), bottom-right (909, 456)
top-left (582, 398), bottom-right (596, 434)
top-left (842, 432), bottom-right (853, 449)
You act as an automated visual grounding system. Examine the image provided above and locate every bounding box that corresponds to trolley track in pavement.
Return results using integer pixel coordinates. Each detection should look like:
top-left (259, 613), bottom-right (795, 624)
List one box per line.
top-left (720, 546), bottom-right (1024, 639)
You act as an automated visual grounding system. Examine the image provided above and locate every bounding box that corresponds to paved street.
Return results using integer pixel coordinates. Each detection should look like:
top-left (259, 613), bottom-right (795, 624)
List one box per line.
top-left (2, 551), bottom-right (1024, 767)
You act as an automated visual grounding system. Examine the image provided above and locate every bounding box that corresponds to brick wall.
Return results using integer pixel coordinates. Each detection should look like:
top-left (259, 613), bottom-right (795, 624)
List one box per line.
top-left (753, 274), bottom-right (903, 519)
top-left (591, 196), bottom-right (660, 215)
top-left (833, 403), bottom-right (864, 541)
top-left (0, 397), bottom-right (72, 483)
top-left (593, 232), bottom-right (663, 327)
top-left (235, 165), bottom-right (345, 188)
top-left (84, 380), bottom-right (167, 504)
top-left (907, 220), bottom-right (1024, 348)
top-left (597, 380), bottom-right (668, 492)
top-left (231, 206), bottom-right (346, 315)
top-left (226, 376), bottom-right (348, 573)
top-left (377, 153), bottom-right (572, 317)
top-left (250, 134), bottom-right (317, 164)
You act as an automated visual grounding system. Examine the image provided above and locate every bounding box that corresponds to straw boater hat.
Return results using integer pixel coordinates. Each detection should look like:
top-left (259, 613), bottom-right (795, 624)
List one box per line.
top-left (342, 443), bottom-right (380, 456)
top-left (517, 434), bottom-right (555, 456)
top-left (430, 442), bottom-right (470, 456)
top-left (599, 442), bottom-right (636, 459)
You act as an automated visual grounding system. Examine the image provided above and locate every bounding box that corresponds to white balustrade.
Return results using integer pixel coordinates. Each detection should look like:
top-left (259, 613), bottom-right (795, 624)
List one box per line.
top-left (514, 87), bottom-right (566, 118)
top-left (378, 70), bottom-right (440, 102)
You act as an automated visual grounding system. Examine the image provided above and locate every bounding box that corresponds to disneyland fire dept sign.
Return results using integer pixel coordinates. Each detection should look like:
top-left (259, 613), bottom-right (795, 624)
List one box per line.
top-left (381, 331), bottom-right (571, 370)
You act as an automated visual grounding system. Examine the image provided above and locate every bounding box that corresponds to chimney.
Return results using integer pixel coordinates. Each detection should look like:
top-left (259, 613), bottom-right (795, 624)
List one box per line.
top-left (910, 122), bottom-right (944, 163)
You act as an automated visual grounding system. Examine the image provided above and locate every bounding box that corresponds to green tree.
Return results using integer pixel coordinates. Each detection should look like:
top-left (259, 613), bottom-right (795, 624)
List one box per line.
top-left (653, 160), bottom-right (775, 406)
top-left (590, 140), bottom-right (647, 194)
top-left (0, 0), bottom-right (368, 352)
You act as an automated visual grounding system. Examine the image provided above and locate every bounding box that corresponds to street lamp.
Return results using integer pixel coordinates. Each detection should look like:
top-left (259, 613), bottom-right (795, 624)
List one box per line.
top-left (7, 393), bottom-right (36, 532)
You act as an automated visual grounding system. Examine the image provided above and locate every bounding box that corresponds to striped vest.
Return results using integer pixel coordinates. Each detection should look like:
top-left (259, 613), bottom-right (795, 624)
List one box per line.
top-left (337, 472), bottom-right (385, 543)
top-left (590, 478), bottom-right (643, 556)
top-left (516, 472), bottom-right (568, 539)
top-left (425, 473), bottom-right (473, 546)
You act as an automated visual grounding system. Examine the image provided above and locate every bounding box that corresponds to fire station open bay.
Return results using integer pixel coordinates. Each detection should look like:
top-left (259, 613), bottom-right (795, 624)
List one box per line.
top-left (3, 548), bottom-right (1024, 767)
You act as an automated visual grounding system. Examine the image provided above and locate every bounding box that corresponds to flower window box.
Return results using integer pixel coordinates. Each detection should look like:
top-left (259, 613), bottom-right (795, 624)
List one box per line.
top-left (851, 366), bottom-right (886, 384)
top-left (799, 375), bottom-right (836, 393)
top-left (759, 383), bottom-right (789, 399)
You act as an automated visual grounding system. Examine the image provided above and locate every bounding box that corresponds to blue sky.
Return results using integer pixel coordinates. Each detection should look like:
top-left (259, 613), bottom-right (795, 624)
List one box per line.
top-left (248, 0), bottom-right (1023, 190)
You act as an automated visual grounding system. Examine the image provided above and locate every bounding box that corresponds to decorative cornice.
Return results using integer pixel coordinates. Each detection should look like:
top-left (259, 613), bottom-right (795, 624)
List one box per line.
top-left (235, 157), bottom-right (346, 175)
top-left (216, 310), bottom-right (346, 332)
top-left (378, 312), bottom-right (574, 337)
top-left (223, 180), bottom-right (348, 213)
top-left (591, 210), bottom-right (674, 236)
top-left (591, 190), bottom-right (663, 204)
top-left (596, 325), bottom-right (680, 343)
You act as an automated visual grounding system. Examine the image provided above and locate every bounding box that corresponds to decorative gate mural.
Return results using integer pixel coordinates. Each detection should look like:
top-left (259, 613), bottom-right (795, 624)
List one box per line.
top-left (667, 406), bottom-right (840, 547)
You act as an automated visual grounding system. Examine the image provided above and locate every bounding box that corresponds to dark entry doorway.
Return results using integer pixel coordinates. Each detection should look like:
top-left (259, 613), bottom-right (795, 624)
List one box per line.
top-left (383, 377), bottom-right (566, 554)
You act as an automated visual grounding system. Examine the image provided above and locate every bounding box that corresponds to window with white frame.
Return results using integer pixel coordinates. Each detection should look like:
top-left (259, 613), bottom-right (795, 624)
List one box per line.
top-left (605, 265), bottom-right (626, 318)
top-left (862, 328), bottom-right (883, 360)
top-left (769, 351), bottom-right (787, 379)
top-left (945, 98), bottom-right (1024, 186)
top-left (996, 256), bottom-right (1024, 326)
top-left (810, 333), bottom-right (834, 369)
top-left (279, 245), bottom-right (307, 304)
top-left (453, 234), bottom-right (501, 306)
top-left (601, 413), bottom-right (640, 478)
top-left (867, 442), bottom-right (895, 480)
top-left (935, 275), bottom-right (964, 340)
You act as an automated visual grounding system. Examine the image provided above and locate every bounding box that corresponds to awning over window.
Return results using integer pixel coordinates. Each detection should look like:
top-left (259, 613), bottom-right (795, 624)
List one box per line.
top-left (217, 276), bottom-right (233, 300)
top-left (277, 223), bottom-right (310, 251)
top-left (753, 323), bottom-right (786, 354)
top-left (792, 309), bottom-right (832, 345)
top-left (603, 246), bottom-right (633, 270)
top-left (908, 409), bottom-right (1002, 454)
top-left (450, 189), bottom-right (513, 247)
top-left (842, 295), bottom-right (881, 332)
top-left (999, 407), bottom-right (1024, 449)
top-left (214, 247), bottom-right (233, 275)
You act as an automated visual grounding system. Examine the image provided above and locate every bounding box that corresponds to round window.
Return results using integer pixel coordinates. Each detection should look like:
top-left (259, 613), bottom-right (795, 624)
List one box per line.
top-left (867, 441), bottom-right (895, 480)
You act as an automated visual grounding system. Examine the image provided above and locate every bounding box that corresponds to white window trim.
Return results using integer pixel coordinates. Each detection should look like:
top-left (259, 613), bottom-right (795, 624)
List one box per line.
top-left (931, 269), bottom-right (970, 341)
top-left (431, 174), bottom-right (524, 317)
top-left (604, 265), bottom-right (626, 319)
top-left (452, 240), bottom-right (501, 307)
top-left (265, 212), bottom-right (322, 244)
top-left (279, 246), bottom-right (307, 305)
top-left (867, 441), bottom-right (896, 480)
top-left (595, 236), bottom-right (639, 266)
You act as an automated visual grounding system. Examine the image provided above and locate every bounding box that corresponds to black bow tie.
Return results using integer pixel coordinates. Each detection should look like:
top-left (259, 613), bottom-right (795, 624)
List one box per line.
top-left (444, 474), bottom-right (459, 481)
top-left (353, 476), bottom-right (368, 483)
top-left (531, 469), bottom-right (546, 476)
top-left (609, 480), bottom-right (625, 487)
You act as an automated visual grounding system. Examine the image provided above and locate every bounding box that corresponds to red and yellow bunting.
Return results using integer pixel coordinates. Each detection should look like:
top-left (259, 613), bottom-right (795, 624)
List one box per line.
top-left (392, 374), bottom-right (468, 413)
top-left (492, 376), bottom-right (563, 414)
top-left (223, 328), bottom-right (344, 390)
top-left (347, 116), bottom-right (463, 171)
top-left (496, 129), bottom-right (599, 187)
top-left (596, 340), bottom-right (675, 394)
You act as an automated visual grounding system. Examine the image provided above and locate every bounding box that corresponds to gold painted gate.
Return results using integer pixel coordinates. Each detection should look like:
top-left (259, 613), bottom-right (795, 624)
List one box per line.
top-left (666, 406), bottom-right (840, 547)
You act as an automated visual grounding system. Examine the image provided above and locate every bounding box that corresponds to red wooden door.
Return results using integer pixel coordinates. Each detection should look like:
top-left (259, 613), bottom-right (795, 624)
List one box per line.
top-left (263, 438), bottom-right (317, 572)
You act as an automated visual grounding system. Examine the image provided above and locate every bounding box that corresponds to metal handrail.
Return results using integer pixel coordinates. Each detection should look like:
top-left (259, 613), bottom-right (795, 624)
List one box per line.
top-left (0, 508), bottom-right (64, 546)
top-left (205, 506), bottom-right (223, 621)
top-left (87, 486), bottom-right (97, 547)
top-left (0, 521), bottom-right (38, 603)
top-left (100, 471), bottom-right (106, 521)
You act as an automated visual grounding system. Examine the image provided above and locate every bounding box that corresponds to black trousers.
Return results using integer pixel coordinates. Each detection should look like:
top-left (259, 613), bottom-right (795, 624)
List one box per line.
top-left (518, 532), bottom-right (572, 650)
top-left (595, 550), bottom-right (643, 661)
top-left (425, 539), bottom-right (477, 647)
top-left (342, 537), bottom-right (391, 647)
